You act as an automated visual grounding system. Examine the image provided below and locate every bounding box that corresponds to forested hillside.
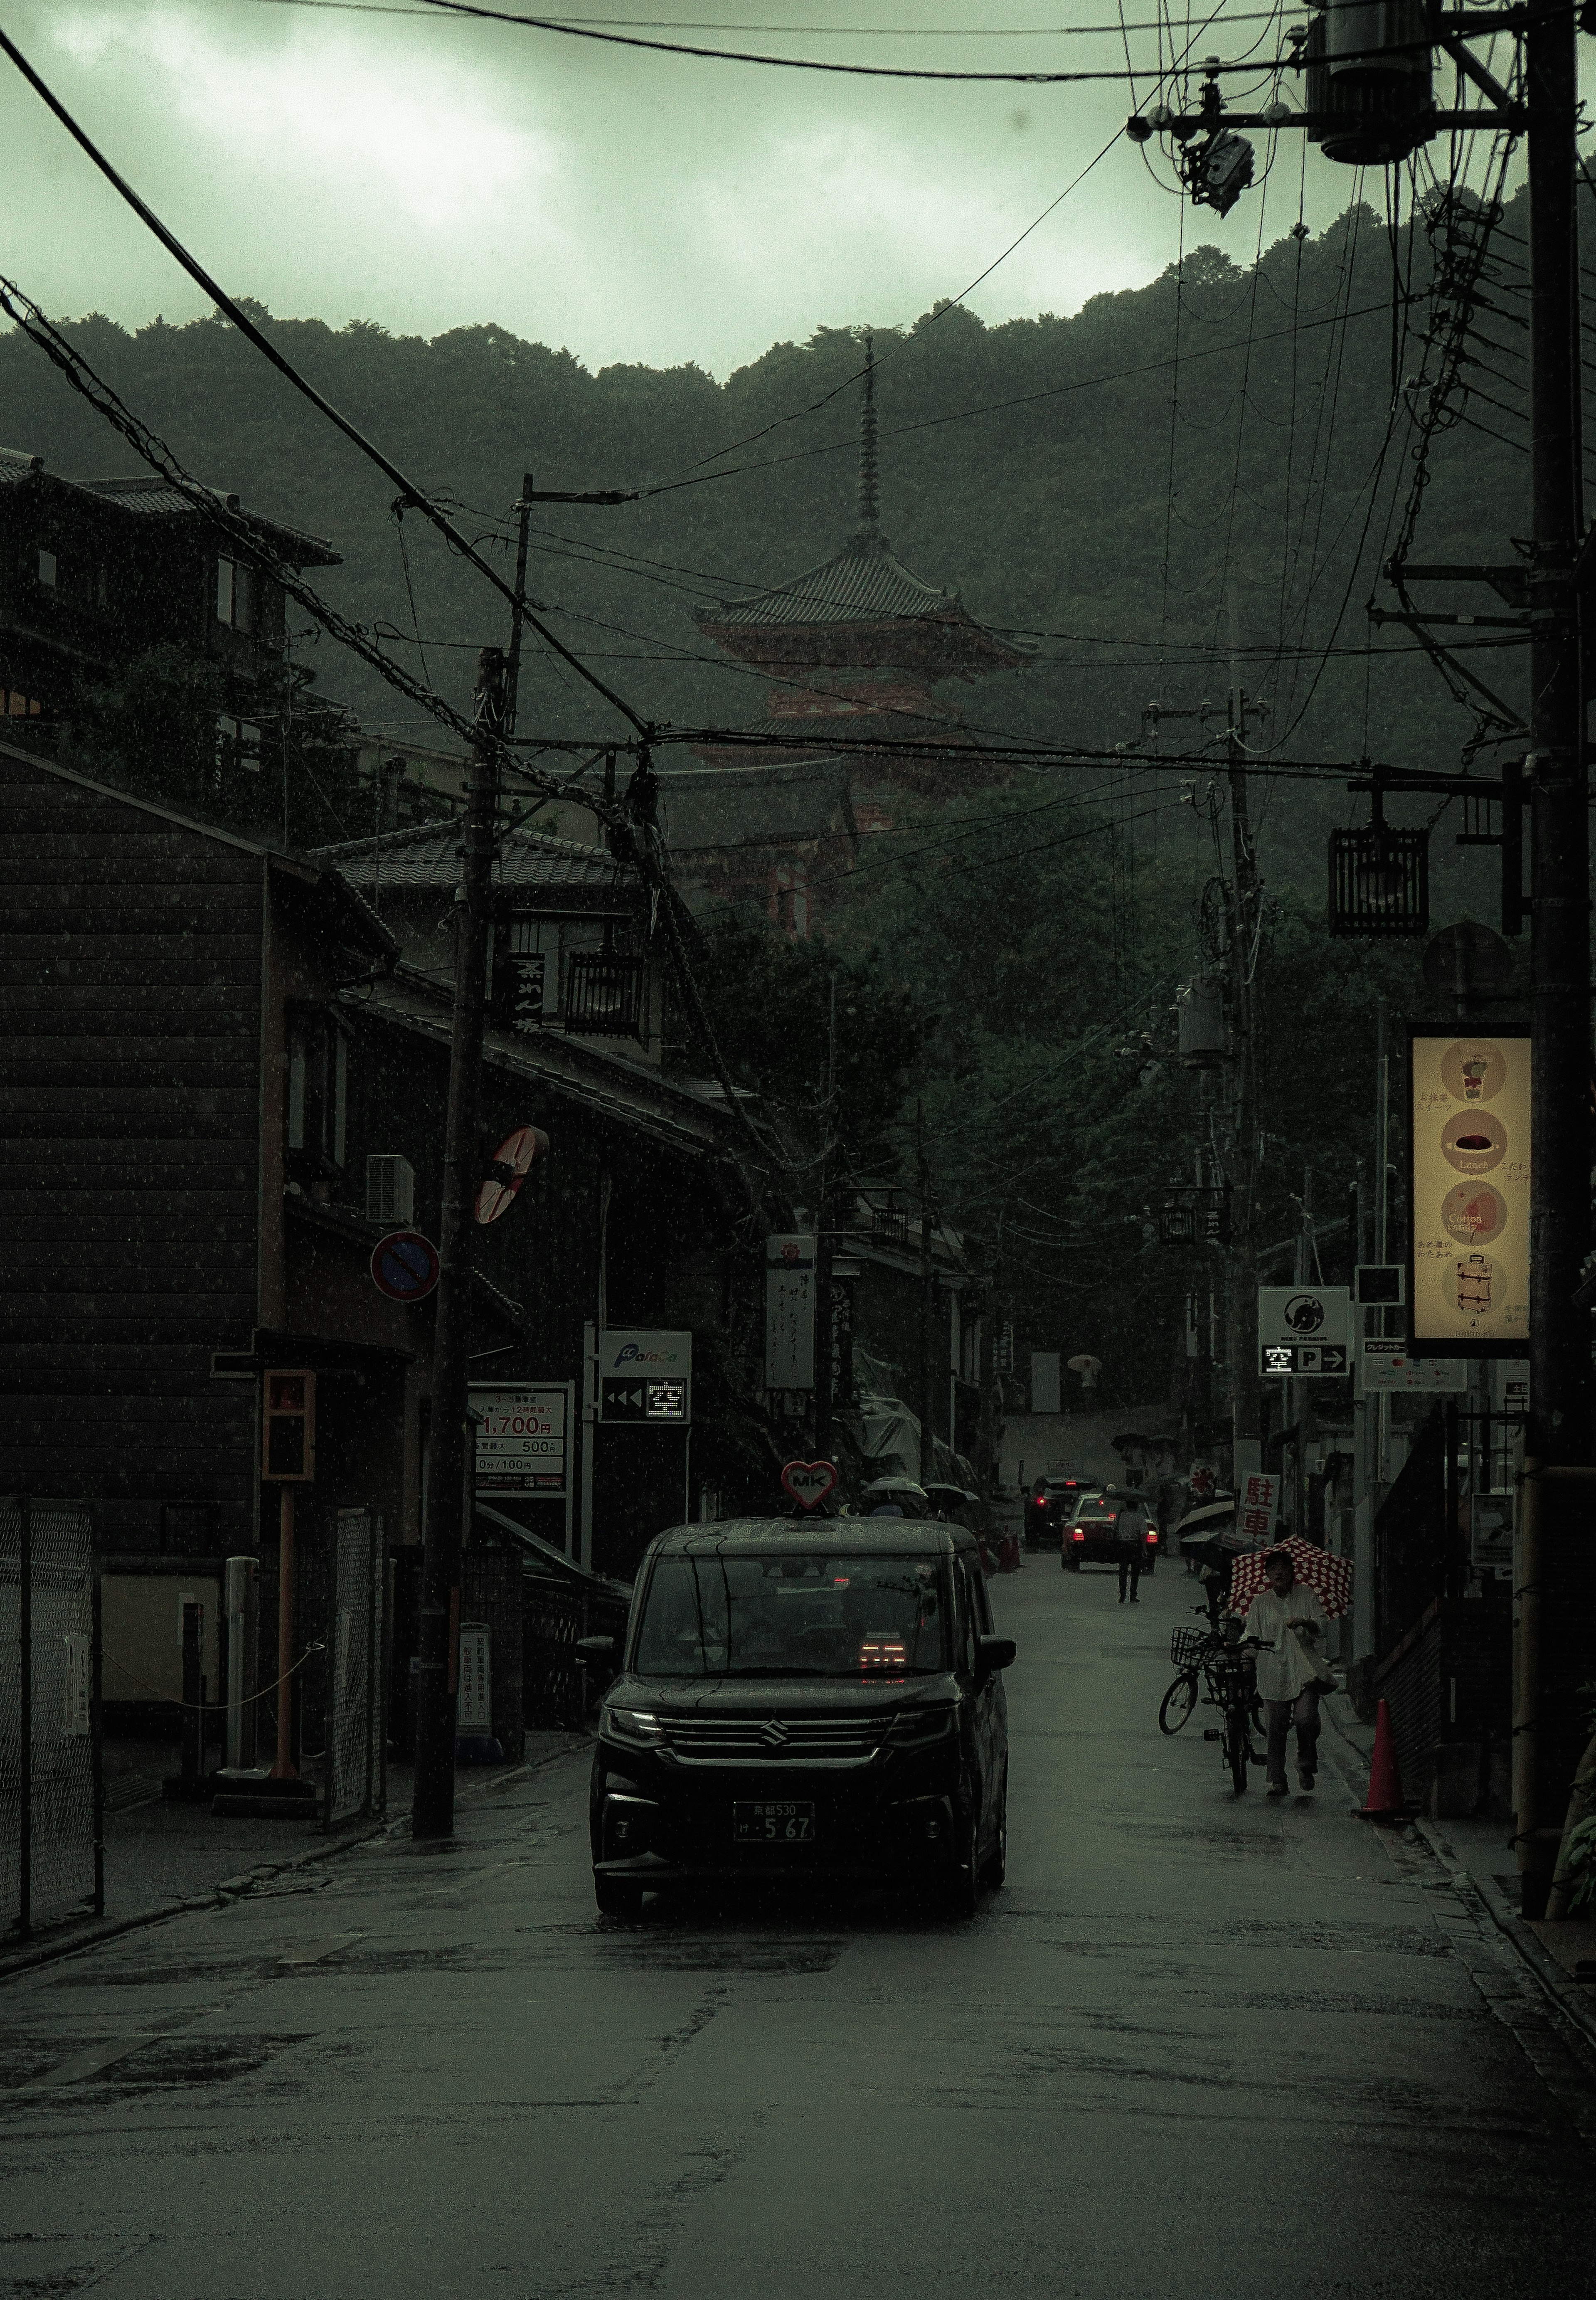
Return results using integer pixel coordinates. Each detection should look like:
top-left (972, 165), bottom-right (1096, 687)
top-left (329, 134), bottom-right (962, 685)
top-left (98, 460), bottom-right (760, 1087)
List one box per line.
top-left (0, 182), bottom-right (1548, 903)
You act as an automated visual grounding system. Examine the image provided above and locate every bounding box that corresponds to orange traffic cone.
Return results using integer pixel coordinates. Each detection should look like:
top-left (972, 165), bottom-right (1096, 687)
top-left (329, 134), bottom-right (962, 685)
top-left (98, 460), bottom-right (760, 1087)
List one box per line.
top-left (998, 1533), bottom-right (1021, 1574)
top-left (1356, 1698), bottom-right (1409, 1818)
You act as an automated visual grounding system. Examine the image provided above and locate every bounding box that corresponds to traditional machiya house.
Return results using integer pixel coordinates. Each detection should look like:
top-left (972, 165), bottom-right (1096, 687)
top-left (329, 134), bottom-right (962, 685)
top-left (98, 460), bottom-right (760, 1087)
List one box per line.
top-left (0, 446), bottom-right (338, 758)
top-left (0, 740), bottom-right (399, 1745)
top-left (314, 816), bottom-right (764, 1573)
top-left (0, 742), bottom-right (764, 1769)
top-left (692, 343), bottom-right (1030, 848)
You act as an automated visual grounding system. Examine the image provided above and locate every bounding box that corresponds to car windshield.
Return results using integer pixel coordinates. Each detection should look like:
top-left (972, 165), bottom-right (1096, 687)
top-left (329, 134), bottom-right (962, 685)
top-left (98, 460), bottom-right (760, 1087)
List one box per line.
top-left (632, 1552), bottom-right (950, 1679)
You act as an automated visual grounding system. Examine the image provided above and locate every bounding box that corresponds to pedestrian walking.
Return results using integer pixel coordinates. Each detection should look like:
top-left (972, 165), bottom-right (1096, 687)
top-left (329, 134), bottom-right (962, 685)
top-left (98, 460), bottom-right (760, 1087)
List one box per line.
top-left (1116, 1494), bottom-right (1151, 1603)
top-left (1239, 1547), bottom-right (1331, 1795)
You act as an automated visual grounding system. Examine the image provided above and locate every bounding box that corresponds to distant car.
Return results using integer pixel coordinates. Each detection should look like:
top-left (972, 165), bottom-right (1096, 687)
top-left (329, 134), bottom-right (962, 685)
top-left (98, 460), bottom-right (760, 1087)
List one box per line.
top-left (588, 1519), bottom-right (1014, 1920)
top-left (1061, 1490), bottom-right (1158, 1574)
top-left (1025, 1474), bottom-right (1100, 1550)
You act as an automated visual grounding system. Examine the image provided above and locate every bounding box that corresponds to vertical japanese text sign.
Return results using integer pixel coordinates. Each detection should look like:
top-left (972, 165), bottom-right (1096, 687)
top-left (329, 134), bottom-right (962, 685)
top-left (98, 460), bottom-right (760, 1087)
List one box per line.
top-left (765, 1234), bottom-right (816, 1391)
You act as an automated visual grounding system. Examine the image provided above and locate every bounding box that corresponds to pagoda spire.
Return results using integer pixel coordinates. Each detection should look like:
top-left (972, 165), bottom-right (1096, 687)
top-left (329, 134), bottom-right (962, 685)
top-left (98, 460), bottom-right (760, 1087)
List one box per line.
top-left (856, 332), bottom-right (880, 539)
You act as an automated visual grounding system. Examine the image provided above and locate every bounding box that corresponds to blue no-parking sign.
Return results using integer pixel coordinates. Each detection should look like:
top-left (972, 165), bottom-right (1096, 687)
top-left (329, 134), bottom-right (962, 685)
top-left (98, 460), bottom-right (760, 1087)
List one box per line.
top-left (370, 1230), bottom-right (441, 1302)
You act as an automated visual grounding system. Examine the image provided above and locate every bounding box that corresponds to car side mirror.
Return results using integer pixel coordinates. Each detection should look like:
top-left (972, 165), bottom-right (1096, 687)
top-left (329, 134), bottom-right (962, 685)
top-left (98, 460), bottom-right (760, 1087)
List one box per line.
top-left (575, 1634), bottom-right (616, 1660)
top-left (975, 1634), bottom-right (1016, 1674)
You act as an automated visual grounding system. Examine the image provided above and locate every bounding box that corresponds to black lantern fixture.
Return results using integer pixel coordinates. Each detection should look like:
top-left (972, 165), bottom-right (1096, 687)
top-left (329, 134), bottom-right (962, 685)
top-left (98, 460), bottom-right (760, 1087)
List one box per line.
top-left (1328, 792), bottom-right (1430, 936)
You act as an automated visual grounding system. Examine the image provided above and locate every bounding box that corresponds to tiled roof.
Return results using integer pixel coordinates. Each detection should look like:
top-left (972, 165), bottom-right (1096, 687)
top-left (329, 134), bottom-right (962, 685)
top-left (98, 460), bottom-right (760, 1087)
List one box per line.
top-left (355, 973), bottom-right (726, 1156)
top-left (0, 453), bottom-right (339, 564)
top-left (320, 818), bottom-right (636, 897)
top-left (702, 531), bottom-right (959, 629)
top-left (80, 477), bottom-right (340, 566)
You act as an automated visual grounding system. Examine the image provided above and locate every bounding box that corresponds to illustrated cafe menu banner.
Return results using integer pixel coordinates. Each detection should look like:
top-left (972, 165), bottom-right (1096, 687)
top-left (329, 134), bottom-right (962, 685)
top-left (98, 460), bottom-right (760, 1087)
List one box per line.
top-left (1410, 1035), bottom-right (1530, 1351)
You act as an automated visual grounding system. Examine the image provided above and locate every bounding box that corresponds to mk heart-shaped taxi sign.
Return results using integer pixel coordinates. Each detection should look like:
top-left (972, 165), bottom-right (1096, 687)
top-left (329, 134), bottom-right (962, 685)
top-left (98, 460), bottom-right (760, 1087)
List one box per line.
top-left (781, 1459), bottom-right (839, 1510)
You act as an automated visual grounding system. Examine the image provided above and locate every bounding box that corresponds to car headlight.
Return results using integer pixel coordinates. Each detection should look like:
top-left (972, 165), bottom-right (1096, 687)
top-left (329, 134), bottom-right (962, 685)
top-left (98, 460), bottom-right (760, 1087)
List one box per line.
top-left (602, 1706), bottom-right (665, 1746)
top-left (891, 1704), bottom-right (957, 1747)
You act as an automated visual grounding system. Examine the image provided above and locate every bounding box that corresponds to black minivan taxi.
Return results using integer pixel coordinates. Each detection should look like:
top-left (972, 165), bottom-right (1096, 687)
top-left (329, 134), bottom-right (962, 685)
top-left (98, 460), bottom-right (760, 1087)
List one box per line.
top-left (587, 1519), bottom-right (1015, 1919)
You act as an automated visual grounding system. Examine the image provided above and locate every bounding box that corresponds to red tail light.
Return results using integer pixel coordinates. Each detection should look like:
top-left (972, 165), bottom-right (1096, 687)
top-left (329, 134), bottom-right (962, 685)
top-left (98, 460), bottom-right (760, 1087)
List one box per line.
top-left (1145, 1531), bottom-right (1158, 1545)
top-left (1071, 1527), bottom-right (1085, 1542)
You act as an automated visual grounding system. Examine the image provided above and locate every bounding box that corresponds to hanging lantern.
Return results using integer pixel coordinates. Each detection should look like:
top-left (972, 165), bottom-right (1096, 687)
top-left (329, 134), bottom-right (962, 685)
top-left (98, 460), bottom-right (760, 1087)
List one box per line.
top-left (1329, 797), bottom-right (1430, 936)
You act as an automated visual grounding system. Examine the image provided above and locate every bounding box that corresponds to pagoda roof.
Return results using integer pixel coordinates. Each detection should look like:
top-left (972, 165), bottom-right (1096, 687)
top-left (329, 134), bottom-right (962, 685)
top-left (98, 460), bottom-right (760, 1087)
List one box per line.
top-left (704, 530), bottom-right (965, 631)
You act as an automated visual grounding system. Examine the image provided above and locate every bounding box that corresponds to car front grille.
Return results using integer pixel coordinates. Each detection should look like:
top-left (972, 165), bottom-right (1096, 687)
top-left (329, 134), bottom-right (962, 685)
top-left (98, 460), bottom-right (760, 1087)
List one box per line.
top-left (663, 1713), bottom-right (890, 1768)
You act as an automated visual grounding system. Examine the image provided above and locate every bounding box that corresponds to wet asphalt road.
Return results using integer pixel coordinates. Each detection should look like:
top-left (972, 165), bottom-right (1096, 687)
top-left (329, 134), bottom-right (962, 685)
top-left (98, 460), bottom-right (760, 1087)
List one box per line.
top-left (4, 1559), bottom-right (1595, 2300)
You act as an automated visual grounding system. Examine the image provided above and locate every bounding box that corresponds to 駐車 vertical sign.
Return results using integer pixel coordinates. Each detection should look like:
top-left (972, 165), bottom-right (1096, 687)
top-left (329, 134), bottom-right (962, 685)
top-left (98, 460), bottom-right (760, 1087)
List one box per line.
top-left (1409, 1034), bottom-right (1530, 1352)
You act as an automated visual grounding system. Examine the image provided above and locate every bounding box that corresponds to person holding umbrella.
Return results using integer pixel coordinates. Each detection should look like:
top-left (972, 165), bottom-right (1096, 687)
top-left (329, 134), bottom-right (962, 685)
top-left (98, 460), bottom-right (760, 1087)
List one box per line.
top-left (1239, 1546), bottom-right (1331, 1795)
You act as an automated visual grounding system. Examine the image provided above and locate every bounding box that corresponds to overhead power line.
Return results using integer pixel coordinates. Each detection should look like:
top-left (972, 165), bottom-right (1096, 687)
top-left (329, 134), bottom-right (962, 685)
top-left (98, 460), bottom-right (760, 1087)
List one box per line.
top-left (414, 0), bottom-right (1293, 78)
top-left (241, 0), bottom-right (1293, 32)
top-left (0, 23), bottom-right (648, 737)
top-left (0, 278), bottom-right (618, 822)
top-left (638, 293), bottom-right (1397, 497)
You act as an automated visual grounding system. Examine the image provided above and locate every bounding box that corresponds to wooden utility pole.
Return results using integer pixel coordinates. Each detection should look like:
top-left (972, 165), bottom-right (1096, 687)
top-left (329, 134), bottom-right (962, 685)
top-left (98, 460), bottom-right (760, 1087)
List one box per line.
top-left (503, 473), bottom-right (534, 735)
top-left (1519, 0), bottom-right (1592, 1915)
top-left (411, 645), bottom-right (506, 1841)
top-left (1224, 690), bottom-right (1264, 1482)
top-left (917, 1103), bottom-right (934, 1486)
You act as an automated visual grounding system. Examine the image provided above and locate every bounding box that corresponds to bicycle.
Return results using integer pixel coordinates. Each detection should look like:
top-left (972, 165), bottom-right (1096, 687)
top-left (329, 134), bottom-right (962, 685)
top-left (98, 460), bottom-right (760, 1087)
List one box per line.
top-left (1158, 1618), bottom-right (1222, 1735)
top-left (1159, 1616), bottom-right (1269, 1795)
top-left (1206, 1639), bottom-right (1270, 1795)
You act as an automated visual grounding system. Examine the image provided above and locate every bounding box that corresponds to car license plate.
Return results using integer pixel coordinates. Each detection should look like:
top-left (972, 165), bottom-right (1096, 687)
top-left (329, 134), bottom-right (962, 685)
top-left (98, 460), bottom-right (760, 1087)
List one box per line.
top-left (733, 1799), bottom-right (815, 1844)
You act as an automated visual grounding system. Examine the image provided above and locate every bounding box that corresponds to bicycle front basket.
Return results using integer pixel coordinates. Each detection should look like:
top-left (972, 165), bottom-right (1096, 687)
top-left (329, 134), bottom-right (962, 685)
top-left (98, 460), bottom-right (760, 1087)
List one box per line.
top-left (1170, 1625), bottom-right (1212, 1669)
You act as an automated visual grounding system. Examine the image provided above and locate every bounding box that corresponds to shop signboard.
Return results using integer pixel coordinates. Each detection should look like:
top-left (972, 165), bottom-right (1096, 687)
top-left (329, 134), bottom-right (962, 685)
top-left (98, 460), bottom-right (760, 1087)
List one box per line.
top-left (1409, 1034), bottom-right (1530, 1353)
top-left (1357, 1340), bottom-right (1470, 1393)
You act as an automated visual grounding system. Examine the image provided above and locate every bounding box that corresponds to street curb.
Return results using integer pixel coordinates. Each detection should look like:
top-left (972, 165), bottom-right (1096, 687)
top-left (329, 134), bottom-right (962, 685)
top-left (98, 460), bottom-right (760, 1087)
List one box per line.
top-left (1412, 1816), bottom-right (1596, 2063)
top-left (1322, 1697), bottom-right (1596, 2073)
top-left (0, 1730), bottom-right (594, 1987)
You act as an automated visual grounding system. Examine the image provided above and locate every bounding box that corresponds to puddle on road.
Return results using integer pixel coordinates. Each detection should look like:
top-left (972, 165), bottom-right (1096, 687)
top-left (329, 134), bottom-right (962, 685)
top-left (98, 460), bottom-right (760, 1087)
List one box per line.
top-left (587, 1937), bottom-right (844, 1977)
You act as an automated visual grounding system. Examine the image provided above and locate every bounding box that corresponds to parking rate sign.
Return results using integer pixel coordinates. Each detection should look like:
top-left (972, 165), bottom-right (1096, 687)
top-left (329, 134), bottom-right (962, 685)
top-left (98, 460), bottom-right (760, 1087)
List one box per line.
top-left (469, 1385), bottom-right (569, 1495)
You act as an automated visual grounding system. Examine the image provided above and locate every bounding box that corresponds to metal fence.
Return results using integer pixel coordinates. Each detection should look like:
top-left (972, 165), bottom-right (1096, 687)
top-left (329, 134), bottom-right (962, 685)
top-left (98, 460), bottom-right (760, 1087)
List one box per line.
top-left (524, 1572), bottom-right (628, 1726)
top-left (0, 1498), bottom-right (101, 1940)
top-left (325, 1507), bottom-right (386, 1827)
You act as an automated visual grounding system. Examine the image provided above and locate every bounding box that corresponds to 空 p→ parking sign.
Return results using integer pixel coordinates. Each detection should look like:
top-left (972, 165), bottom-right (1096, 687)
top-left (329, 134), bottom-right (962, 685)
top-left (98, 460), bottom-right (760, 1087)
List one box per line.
top-left (1257, 1287), bottom-right (1350, 1378)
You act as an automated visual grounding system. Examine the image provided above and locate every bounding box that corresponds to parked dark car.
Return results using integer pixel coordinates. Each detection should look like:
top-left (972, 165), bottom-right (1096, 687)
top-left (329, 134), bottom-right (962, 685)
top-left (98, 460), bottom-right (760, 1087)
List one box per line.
top-left (1061, 1489), bottom-right (1158, 1573)
top-left (1025, 1473), bottom-right (1099, 1550)
top-left (586, 1520), bottom-right (1015, 1920)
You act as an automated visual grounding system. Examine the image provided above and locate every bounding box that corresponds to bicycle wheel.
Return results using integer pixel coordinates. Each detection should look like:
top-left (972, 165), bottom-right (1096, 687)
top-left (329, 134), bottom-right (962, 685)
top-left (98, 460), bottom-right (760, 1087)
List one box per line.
top-left (1226, 1711), bottom-right (1249, 1795)
top-left (1158, 1671), bottom-right (1199, 1735)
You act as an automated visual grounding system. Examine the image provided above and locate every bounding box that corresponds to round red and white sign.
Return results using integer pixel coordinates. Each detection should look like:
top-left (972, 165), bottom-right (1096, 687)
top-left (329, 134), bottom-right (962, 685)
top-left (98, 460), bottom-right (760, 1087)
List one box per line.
top-left (475, 1124), bottom-right (549, 1225)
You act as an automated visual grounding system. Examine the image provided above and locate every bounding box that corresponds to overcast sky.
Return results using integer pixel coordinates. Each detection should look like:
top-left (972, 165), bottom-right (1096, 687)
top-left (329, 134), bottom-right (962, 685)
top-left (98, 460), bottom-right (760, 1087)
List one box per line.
top-left (3, 1), bottom-right (1466, 376)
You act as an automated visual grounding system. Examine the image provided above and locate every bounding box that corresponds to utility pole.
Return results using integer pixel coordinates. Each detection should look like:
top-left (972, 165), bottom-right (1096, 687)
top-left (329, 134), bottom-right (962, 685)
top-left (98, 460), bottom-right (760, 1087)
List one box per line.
top-left (1520, 0), bottom-right (1591, 1915)
top-left (411, 645), bottom-right (506, 1841)
top-left (813, 974), bottom-right (838, 1466)
top-left (1224, 689), bottom-right (1264, 1489)
top-left (917, 1102), bottom-right (934, 1486)
top-left (503, 473), bottom-right (534, 735)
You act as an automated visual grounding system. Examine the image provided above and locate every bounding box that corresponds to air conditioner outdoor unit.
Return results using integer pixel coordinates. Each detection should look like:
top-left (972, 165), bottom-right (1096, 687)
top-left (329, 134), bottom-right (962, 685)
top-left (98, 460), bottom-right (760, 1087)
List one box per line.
top-left (366, 1154), bottom-right (415, 1226)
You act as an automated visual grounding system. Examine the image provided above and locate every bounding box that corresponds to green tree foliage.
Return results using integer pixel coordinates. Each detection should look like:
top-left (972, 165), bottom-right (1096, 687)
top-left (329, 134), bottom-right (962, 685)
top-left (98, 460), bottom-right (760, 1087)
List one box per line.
top-left (60, 642), bottom-right (394, 850)
top-left (0, 184), bottom-right (1562, 891)
top-left (677, 907), bottom-right (929, 1174)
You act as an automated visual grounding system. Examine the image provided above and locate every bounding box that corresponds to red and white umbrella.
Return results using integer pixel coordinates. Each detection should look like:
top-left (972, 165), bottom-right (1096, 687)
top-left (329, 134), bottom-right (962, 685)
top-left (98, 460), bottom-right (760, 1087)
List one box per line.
top-left (1227, 1535), bottom-right (1354, 1620)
